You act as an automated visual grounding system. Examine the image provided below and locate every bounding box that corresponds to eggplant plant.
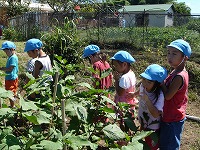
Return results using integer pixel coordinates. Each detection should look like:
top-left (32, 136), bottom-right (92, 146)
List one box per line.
top-left (0, 57), bottom-right (156, 150)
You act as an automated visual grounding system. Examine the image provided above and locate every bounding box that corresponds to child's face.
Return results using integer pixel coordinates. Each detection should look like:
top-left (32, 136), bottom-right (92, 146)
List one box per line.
top-left (142, 78), bottom-right (155, 92)
top-left (167, 47), bottom-right (185, 68)
top-left (27, 50), bottom-right (38, 58)
top-left (3, 49), bottom-right (13, 57)
top-left (111, 60), bottom-right (126, 73)
top-left (87, 54), bottom-right (99, 64)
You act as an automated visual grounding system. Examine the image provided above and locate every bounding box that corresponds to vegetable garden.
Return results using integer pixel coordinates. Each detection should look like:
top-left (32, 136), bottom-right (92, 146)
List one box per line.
top-left (0, 17), bottom-right (200, 149)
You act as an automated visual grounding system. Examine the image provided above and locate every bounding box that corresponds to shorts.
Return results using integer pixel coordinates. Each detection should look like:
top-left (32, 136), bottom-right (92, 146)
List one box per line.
top-left (5, 78), bottom-right (18, 96)
top-left (159, 118), bottom-right (186, 150)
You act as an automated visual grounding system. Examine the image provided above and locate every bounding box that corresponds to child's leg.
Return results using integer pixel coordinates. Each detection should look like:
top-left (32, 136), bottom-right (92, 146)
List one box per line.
top-left (5, 78), bottom-right (18, 108)
top-left (159, 119), bottom-right (185, 150)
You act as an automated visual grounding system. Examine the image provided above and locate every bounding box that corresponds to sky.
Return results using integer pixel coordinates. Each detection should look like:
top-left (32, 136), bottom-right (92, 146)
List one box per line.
top-left (176, 0), bottom-right (200, 15)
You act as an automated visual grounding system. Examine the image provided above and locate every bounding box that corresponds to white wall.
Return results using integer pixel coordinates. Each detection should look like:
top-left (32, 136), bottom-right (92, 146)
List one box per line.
top-left (165, 7), bottom-right (174, 27)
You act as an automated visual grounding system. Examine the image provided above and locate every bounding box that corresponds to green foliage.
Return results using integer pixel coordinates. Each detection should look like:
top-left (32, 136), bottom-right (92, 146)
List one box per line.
top-left (6, 2), bottom-right (29, 18)
top-left (185, 18), bottom-right (200, 33)
top-left (128, 0), bottom-right (174, 5)
top-left (2, 27), bottom-right (25, 41)
top-left (0, 59), bottom-right (157, 149)
top-left (173, 2), bottom-right (191, 15)
top-left (86, 26), bottom-right (200, 52)
top-left (41, 18), bottom-right (84, 66)
top-left (39, 0), bottom-right (74, 12)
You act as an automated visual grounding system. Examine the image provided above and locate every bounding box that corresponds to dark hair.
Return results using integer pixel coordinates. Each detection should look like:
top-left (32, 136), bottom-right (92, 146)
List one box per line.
top-left (99, 52), bottom-right (108, 66)
top-left (151, 81), bottom-right (162, 104)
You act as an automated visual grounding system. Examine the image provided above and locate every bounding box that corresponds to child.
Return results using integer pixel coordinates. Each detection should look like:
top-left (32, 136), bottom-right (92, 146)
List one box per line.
top-left (24, 38), bottom-right (52, 79)
top-left (24, 38), bottom-right (53, 100)
top-left (24, 42), bottom-right (38, 83)
top-left (129, 64), bottom-right (167, 150)
top-left (0, 41), bottom-right (18, 108)
top-left (110, 50), bottom-right (137, 108)
top-left (159, 39), bottom-right (192, 150)
top-left (82, 44), bottom-right (112, 90)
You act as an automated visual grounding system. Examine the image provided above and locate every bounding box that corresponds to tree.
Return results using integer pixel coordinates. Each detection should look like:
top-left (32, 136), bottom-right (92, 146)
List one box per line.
top-left (39, 0), bottom-right (77, 12)
top-left (2, 0), bottom-right (30, 18)
top-left (173, 2), bottom-right (191, 15)
top-left (128, 0), bottom-right (174, 5)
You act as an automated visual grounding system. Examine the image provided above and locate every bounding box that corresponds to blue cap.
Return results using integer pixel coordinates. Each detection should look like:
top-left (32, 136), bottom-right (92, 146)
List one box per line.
top-left (167, 39), bottom-right (192, 58)
top-left (24, 38), bottom-right (43, 52)
top-left (110, 50), bottom-right (135, 64)
top-left (1, 41), bottom-right (16, 50)
top-left (82, 44), bottom-right (100, 58)
top-left (140, 64), bottom-right (168, 83)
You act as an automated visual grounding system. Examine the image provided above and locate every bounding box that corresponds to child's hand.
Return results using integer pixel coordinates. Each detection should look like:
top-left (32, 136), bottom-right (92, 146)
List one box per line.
top-left (113, 71), bottom-right (121, 80)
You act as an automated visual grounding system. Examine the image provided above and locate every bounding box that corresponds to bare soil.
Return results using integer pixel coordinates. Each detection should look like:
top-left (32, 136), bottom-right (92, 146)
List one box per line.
top-left (181, 101), bottom-right (200, 150)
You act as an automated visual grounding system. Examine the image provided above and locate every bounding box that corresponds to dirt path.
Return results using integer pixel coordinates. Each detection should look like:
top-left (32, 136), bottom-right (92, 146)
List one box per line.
top-left (181, 101), bottom-right (200, 149)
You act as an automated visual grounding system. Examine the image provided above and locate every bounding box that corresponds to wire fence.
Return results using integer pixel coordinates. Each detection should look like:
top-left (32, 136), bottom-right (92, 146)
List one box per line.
top-left (8, 11), bottom-right (200, 42)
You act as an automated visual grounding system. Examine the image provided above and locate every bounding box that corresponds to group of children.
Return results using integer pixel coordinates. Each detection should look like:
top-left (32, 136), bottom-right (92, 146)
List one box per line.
top-left (0, 38), bottom-right (52, 105)
top-left (0, 38), bottom-right (191, 150)
top-left (82, 39), bottom-right (192, 150)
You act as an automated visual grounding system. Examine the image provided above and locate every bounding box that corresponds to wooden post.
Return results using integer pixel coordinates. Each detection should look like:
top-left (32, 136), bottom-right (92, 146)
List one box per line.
top-left (186, 115), bottom-right (200, 122)
top-left (61, 99), bottom-right (67, 150)
top-left (51, 72), bottom-right (59, 124)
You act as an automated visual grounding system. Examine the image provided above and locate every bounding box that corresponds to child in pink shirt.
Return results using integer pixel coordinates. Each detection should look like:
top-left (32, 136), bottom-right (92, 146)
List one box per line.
top-left (110, 50), bottom-right (138, 107)
top-left (82, 44), bottom-right (112, 90)
top-left (110, 51), bottom-right (138, 131)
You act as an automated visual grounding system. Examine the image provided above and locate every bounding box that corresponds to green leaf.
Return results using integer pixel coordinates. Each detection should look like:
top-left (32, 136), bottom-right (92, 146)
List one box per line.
top-left (121, 141), bottom-right (144, 150)
top-left (99, 106), bottom-right (115, 113)
top-left (77, 82), bottom-right (92, 89)
top-left (100, 68), bottom-right (112, 79)
top-left (124, 118), bottom-right (138, 132)
top-left (65, 75), bottom-right (75, 80)
top-left (101, 95), bottom-right (116, 106)
top-left (132, 131), bottom-right (153, 143)
top-left (35, 113), bottom-right (50, 124)
top-left (20, 99), bottom-right (38, 111)
top-left (65, 101), bottom-right (77, 116)
top-left (75, 105), bottom-right (87, 123)
top-left (24, 111), bottom-right (51, 125)
top-left (40, 140), bottom-right (63, 150)
top-left (24, 115), bottom-right (39, 125)
top-left (0, 108), bottom-right (16, 116)
top-left (2, 134), bottom-right (20, 147)
top-left (0, 87), bottom-right (13, 99)
top-left (0, 143), bottom-right (7, 150)
top-left (66, 135), bottom-right (98, 150)
top-left (103, 124), bottom-right (125, 140)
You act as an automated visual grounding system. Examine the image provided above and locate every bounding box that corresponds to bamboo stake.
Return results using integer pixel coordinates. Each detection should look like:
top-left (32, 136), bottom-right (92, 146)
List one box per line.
top-left (186, 115), bottom-right (200, 123)
top-left (61, 99), bottom-right (67, 150)
top-left (51, 72), bottom-right (59, 124)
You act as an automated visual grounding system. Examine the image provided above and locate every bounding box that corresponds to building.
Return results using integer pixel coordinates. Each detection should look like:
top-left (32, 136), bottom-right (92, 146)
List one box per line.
top-left (118, 4), bottom-right (175, 27)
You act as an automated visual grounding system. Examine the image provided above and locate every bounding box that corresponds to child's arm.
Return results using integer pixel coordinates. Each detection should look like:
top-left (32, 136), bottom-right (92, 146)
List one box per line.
top-left (143, 93), bottom-right (162, 118)
top-left (0, 66), bottom-right (14, 72)
top-left (113, 71), bottom-right (125, 96)
top-left (161, 75), bottom-right (183, 100)
top-left (115, 79), bottom-right (126, 96)
top-left (34, 60), bottom-right (43, 78)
